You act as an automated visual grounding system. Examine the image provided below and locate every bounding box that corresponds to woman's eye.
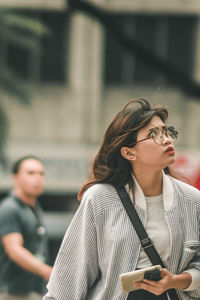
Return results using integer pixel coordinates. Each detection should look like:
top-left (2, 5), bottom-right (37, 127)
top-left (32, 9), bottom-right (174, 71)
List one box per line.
top-left (150, 129), bottom-right (158, 137)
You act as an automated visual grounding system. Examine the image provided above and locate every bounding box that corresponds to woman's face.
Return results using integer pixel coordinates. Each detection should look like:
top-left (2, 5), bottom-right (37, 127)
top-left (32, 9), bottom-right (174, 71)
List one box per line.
top-left (130, 115), bottom-right (176, 170)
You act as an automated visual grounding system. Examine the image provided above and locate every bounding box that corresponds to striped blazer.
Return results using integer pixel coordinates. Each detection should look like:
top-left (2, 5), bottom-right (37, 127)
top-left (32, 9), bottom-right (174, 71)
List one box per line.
top-left (44, 174), bottom-right (200, 299)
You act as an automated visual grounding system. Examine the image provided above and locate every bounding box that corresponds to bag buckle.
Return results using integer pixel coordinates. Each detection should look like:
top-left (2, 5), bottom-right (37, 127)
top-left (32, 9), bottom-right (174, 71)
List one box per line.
top-left (141, 237), bottom-right (153, 249)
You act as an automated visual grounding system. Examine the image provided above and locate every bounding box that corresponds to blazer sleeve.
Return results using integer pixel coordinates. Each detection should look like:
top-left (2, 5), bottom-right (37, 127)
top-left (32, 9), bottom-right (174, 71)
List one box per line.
top-left (43, 195), bottom-right (99, 300)
top-left (184, 247), bottom-right (200, 299)
top-left (182, 216), bottom-right (200, 298)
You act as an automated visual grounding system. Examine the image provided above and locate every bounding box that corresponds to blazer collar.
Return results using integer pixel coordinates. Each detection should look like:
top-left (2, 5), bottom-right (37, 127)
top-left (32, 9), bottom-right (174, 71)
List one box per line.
top-left (128, 171), bottom-right (174, 211)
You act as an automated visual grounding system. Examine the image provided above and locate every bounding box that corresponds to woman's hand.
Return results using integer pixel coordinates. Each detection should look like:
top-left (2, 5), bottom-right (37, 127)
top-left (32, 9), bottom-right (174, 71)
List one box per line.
top-left (133, 268), bottom-right (192, 295)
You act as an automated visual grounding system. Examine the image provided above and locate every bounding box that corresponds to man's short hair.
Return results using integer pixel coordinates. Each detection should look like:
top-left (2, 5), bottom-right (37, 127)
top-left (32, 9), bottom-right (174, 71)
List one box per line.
top-left (12, 155), bottom-right (43, 174)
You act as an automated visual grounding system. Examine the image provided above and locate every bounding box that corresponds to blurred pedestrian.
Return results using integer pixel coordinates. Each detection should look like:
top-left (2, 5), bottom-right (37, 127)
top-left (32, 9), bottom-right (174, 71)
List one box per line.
top-left (44, 99), bottom-right (200, 299)
top-left (0, 155), bottom-right (52, 300)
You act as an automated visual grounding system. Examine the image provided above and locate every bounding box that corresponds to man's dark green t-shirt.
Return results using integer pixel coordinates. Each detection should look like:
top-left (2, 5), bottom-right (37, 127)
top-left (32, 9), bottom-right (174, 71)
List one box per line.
top-left (0, 194), bottom-right (48, 296)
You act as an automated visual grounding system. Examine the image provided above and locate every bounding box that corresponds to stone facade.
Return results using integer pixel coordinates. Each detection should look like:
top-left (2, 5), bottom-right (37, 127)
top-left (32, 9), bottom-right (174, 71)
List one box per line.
top-left (0, 1), bottom-right (200, 192)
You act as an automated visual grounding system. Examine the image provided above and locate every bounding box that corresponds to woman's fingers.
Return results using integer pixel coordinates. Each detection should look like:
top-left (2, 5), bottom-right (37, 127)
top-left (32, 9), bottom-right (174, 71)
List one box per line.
top-left (133, 280), bottom-right (165, 295)
top-left (133, 268), bottom-right (173, 295)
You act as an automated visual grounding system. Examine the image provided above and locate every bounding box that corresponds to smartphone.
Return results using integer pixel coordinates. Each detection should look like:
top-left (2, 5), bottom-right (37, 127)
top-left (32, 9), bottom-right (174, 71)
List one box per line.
top-left (119, 265), bottom-right (162, 293)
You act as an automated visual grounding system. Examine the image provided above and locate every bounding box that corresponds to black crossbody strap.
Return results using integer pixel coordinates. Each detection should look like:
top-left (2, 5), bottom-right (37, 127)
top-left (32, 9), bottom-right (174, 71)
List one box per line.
top-left (115, 186), bottom-right (179, 300)
top-left (115, 186), bottom-right (165, 267)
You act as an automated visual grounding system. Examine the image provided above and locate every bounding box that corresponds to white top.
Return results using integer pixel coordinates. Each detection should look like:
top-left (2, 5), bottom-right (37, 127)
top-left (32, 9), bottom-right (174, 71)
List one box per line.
top-left (136, 194), bottom-right (171, 269)
top-left (136, 192), bottom-right (199, 292)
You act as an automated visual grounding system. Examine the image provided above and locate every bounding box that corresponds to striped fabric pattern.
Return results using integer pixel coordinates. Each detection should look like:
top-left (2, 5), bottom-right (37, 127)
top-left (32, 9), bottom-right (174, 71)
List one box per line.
top-left (43, 176), bottom-right (200, 300)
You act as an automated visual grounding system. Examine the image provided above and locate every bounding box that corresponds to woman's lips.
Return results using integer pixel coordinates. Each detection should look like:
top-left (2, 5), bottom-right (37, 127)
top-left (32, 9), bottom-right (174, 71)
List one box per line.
top-left (165, 146), bottom-right (175, 155)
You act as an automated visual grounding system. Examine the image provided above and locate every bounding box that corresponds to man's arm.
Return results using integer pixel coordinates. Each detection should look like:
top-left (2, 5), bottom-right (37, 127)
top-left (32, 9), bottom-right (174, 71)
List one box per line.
top-left (2, 232), bottom-right (52, 281)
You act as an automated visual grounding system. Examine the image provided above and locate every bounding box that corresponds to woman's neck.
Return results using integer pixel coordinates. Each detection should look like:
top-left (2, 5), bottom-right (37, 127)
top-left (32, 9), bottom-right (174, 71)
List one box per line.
top-left (133, 168), bottom-right (163, 197)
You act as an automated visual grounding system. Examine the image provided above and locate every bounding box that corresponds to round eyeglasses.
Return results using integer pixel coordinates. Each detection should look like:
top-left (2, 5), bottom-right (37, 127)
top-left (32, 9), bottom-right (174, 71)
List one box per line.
top-left (131, 126), bottom-right (178, 146)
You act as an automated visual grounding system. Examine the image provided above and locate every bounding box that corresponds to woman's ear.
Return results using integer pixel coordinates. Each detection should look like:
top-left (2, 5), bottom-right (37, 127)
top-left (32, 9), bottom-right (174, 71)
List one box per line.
top-left (121, 147), bottom-right (137, 161)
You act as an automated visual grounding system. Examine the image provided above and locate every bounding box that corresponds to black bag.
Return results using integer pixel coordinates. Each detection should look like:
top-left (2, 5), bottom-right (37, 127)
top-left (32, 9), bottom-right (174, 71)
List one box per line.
top-left (128, 289), bottom-right (168, 300)
top-left (115, 186), bottom-right (179, 300)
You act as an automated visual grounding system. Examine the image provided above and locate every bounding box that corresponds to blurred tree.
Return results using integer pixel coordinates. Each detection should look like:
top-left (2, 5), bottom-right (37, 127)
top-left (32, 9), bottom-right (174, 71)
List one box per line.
top-left (0, 8), bottom-right (49, 166)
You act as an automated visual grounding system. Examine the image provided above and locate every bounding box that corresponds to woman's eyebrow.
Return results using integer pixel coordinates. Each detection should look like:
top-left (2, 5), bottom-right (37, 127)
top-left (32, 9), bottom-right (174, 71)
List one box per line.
top-left (147, 125), bottom-right (167, 133)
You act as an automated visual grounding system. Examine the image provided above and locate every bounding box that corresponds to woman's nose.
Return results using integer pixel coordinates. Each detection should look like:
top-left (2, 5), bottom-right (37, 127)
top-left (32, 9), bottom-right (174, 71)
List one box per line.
top-left (162, 134), bottom-right (172, 145)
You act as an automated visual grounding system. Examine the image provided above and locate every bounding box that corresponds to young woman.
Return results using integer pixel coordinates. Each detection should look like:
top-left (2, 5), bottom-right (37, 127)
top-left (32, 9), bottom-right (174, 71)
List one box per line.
top-left (44, 98), bottom-right (200, 299)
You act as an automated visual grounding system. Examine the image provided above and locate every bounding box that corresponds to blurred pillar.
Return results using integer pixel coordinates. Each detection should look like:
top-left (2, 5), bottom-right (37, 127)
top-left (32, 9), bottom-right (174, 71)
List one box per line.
top-left (68, 12), bottom-right (104, 143)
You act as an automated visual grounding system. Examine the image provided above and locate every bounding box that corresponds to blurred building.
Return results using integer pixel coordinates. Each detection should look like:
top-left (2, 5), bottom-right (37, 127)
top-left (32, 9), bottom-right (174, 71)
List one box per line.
top-left (1, 0), bottom-right (200, 262)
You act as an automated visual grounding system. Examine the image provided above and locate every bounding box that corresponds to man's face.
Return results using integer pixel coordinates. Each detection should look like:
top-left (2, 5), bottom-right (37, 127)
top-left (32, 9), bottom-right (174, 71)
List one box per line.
top-left (14, 159), bottom-right (45, 198)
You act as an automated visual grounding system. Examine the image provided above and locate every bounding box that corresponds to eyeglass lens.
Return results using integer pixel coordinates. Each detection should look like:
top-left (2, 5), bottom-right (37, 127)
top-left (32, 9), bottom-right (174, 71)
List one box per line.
top-left (152, 126), bottom-right (178, 144)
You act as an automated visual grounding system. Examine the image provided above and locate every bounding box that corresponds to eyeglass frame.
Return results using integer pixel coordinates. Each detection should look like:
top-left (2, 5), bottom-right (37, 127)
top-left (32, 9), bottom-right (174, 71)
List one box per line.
top-left (129, 125), bottom-right (178, 147)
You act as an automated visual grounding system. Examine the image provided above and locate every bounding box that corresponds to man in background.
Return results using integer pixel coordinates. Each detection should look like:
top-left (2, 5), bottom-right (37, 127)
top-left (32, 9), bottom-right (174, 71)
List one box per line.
top-left (0, 155), bottom-right (52, 300)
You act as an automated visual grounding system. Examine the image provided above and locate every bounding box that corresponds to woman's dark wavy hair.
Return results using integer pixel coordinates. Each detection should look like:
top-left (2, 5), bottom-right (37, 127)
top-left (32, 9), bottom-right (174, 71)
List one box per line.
top-left (78, 98), bottom-right (175, 200)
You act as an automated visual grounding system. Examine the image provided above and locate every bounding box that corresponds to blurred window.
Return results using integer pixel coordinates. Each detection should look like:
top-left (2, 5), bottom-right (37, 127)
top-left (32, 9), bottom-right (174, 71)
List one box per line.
top-left (4, 10), bottom-right (69, 84)
top-left (105, 15), bottom-right (196, 86)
